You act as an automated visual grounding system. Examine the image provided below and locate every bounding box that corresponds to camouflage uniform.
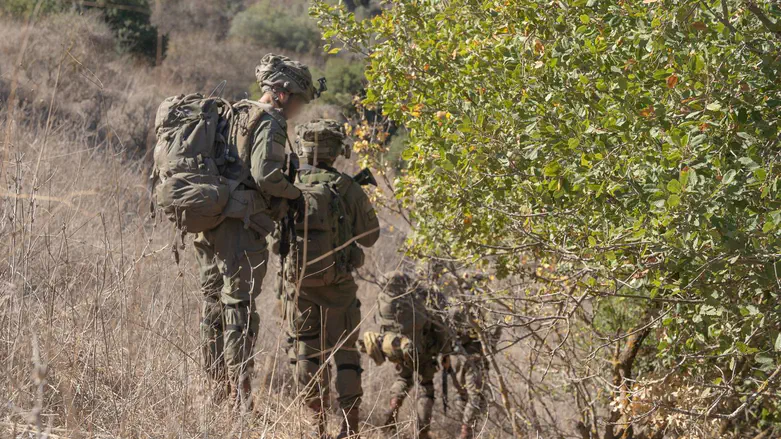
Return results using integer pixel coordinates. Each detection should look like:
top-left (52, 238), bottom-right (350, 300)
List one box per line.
top-left (197, 54), bottom-right (317, 407)
top-left (365, 272), bottom-right (449, 439)
top-left (428, 268), bottom-right (492, 439)
top-left (451, 332), bottom-right (487, 438)
top-left (281, 120), bottom-right (380, 438)
top-left (447, 281), bottom-right (496, 439)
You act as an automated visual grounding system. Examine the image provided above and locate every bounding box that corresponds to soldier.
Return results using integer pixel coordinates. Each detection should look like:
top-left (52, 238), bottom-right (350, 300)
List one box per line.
top-left (196, 54), bottom-right (318, 409)
top-left (447, 306), bottom-right (489, 439)
top-left (280, 119), bottom-right (380, 438)
top-left (361, 271), bottom-right (449, 439)
top-left (446, 274), bottom-right (497, 439)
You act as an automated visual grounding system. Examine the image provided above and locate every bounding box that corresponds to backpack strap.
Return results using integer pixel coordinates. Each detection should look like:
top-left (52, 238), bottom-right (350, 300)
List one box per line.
top-left (225, 100), bottom-right (273, 229)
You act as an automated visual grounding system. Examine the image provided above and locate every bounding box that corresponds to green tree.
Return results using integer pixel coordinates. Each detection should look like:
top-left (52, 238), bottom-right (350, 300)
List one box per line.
top-left (314, 0), bottom-right (781, 436)
top-left (312, 56), bottom-right (365, 108)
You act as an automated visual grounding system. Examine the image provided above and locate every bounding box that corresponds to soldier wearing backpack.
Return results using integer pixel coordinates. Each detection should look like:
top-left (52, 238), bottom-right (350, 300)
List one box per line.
top-left (278, 119), bottom-right (379, 438)
top-left (157, 54), bottom-right (321, 410)
top-left (361, 271), bottom-right (449, 439)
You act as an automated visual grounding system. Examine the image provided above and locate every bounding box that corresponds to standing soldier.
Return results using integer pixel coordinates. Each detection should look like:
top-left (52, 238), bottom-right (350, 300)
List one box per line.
top-left (448, 306), bottom-right (489, 439)
top-left (280, 119), bottom-right (380, 438)
top-left (361, 271), bottom-right (449, 439)
top-left (196, 54), bottom-right (319, 409)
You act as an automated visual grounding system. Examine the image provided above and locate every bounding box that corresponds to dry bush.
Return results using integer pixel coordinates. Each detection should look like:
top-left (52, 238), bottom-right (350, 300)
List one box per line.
top-left (0, 13), bottom-right (173, 157)
top-left (160, 31), bottom-right (260, 101)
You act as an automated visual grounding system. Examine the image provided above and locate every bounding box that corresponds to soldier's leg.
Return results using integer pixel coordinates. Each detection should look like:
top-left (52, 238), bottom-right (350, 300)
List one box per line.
top-left (415, 359), bottom-right (437, 438)
top-left (287, 293), bottom-right (328, 438)
top-left (214, 219), bottom-right (269, 408)
top-left (383, 365), bottom-right (414, 429)
top-left (458, 355), bottom-right (486, 438)
top-left (194, 231), bottom-right (229, 400)
top-left (329, 292), bottom-right (363, 437)
top-left (287, 293), bottom-right (328, 404)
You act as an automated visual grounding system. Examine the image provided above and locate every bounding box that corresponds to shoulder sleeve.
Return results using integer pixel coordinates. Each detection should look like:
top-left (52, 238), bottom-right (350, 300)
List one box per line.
top-left (347, 181), bottom-right (380, 247)
top-left (250, 114), bottom-right (300, 200)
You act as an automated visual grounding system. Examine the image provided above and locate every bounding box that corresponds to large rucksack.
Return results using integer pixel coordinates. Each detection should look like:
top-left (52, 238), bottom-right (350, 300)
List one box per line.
top-left (151, 94), bottom-right (270, 234)
top-left (286, 170), bottom-right (365, 287)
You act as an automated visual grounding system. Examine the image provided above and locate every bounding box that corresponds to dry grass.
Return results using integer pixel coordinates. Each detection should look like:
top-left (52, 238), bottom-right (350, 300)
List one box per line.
top-left (0, 11), bottom-right (491, 439)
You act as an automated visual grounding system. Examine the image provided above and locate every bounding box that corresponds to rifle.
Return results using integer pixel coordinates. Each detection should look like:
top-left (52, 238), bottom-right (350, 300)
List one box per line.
top-left (441, 354), bottom-right (451, 414)
top-left (278, 152), bottom-right (300, 315)
top-left (443, 364), bottom-right (449, 414)
top-left (353, 168), bottom-right (378, 186)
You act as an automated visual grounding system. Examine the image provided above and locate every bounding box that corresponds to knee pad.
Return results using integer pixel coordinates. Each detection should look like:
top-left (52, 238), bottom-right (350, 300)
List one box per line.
top-left (223, 302), bottom-right (259, 377)
top-left (224, 303), bottom-right (259, 337)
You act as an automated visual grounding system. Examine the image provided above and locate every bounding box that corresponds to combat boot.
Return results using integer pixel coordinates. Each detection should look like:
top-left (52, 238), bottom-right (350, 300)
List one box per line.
top-left (308, 399), bottom-right (328, 439)
top-left (232, 374), bottom-right (254, 412)
top-left (459, 423), bottom-right (473, 439)
top-left (336, 408), bottom-right (360, 438)
top-left (381, 397), bottom-right (402, 431)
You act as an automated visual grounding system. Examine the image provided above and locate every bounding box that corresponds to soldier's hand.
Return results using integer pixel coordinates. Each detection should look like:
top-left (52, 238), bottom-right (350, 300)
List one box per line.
top-left (441, 354), bottom-right (451, 370)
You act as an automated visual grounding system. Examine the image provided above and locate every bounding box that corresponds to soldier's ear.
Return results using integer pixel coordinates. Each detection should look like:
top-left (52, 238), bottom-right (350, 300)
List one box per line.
top-left (276, 90), bottom-right (289, 104)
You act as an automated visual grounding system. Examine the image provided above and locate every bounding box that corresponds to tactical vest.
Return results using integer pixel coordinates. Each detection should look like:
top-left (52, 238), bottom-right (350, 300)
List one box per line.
top-left (286, 168), bottom-right (365, 287)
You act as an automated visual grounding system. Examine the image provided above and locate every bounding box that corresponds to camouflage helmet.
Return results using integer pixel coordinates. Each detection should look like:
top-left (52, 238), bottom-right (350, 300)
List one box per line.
top-left (383, 271), bottom-right (412, 296)
top-left (255, 53), bottom-right (318, 103)
top-left (295, 119), bottom-right (351, 164)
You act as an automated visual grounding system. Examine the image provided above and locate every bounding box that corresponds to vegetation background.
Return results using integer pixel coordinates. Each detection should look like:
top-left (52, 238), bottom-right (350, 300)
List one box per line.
top-left (1, 0), bottom-right (779, 438)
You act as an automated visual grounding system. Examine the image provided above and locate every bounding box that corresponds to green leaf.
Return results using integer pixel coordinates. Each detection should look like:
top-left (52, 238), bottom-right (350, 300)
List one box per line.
top-left (775, 333), bottom-right (781, 352)
top-left (579, 14), bottom-right (590, 24)
top-left (722, 169), bottom-right (737, 185)
top-left (568, 137), bottom-right (580, 148)
top-left (667, 194), bottom-right (680, 207)
top-left (667, 179), bottom-right (681, 194)
top-left (543, 162), bottom-right (561, 177)
top-left (328, 47), bottom-right (342, 54)
top-left (706, 103), bottom-right (722, 111)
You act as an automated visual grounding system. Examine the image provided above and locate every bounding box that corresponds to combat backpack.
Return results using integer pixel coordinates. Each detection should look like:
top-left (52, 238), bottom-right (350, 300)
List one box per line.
top-left (378, 286), bottom-right (429, 339)
top-left (287, 170), bottom-right (365, 287)
top-left (151, 94), bottom-right (270, 235)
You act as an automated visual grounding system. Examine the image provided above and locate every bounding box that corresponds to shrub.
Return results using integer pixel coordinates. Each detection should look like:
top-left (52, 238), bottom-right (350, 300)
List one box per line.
top-left (229, 0), bottom-right (321, 54)
top-left (311, 56), bottom-right (364, 109)
top-left (315, 0), bottom-right (781, 437)
top-left (0, 0), bottom-right (67, 17)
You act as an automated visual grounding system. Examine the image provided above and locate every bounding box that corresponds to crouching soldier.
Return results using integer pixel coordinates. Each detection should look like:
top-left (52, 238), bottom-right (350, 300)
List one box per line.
top-left (361, 271), bottom-right (449, 439)
top-left (278, 120), bottom-right (380, 438)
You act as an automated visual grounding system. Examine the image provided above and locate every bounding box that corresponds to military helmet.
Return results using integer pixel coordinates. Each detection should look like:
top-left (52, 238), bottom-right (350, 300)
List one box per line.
top-left (383, 271), bottom-right (412, 296)
top-left (295, 119), bottom-right (352, 164)
top-left (255, 53), bottom-right (318, 103)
